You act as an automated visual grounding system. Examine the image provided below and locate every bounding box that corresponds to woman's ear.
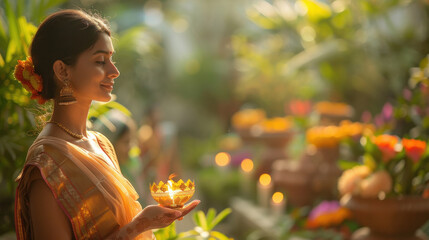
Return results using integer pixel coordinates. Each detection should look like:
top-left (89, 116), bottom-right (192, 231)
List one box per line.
top-left (52, 60), bottom-right (71, 84)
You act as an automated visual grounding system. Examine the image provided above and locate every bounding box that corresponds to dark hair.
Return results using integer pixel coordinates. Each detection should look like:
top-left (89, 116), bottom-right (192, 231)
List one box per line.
top-left (30, 9), bottom-right (111, 100)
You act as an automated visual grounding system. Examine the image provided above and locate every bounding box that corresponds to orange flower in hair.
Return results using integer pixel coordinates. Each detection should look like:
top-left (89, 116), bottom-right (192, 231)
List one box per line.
top-left (14, 57), bottom-right (46, 104)
top-left (402, 138), bottom-right (427, 164)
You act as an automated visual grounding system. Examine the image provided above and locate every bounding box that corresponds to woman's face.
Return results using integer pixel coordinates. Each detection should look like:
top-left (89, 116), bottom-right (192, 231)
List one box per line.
top-left (69, 33), bottom-right (120, 103)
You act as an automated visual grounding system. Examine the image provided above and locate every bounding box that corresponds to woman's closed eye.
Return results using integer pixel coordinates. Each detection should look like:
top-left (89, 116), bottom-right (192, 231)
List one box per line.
top-left (96, 59), bottom-right (116, 66)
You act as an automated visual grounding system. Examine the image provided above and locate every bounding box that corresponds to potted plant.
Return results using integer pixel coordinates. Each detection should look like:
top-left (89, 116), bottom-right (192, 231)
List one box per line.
top-left (338, 134), bottom-right (429, 240)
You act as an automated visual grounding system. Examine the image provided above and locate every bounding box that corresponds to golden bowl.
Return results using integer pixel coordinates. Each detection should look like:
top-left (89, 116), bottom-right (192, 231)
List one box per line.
top-left (150, 179), bottom-right (195, 208)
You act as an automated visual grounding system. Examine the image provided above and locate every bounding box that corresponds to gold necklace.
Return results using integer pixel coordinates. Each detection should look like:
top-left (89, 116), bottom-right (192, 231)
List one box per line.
top-left (48, 120), bottom-right (84, 139)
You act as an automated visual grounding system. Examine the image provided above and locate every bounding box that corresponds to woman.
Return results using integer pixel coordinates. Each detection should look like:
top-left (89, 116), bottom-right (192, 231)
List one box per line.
top-left (14, 9), bottom-right (199, 239)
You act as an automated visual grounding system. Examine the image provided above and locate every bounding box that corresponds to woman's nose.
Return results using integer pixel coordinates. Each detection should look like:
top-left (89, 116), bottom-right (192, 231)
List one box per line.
top-left (108, 62), bottom-right (120, 79)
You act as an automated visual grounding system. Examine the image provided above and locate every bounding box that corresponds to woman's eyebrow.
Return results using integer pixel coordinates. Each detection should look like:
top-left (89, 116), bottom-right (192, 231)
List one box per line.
top-left (93, 50), bottom-right (115, 55)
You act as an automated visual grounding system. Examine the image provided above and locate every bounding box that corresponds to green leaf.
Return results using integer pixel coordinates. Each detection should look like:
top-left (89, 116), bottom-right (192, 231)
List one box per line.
top-left (0, 53), bottom-right (5, 67)
top-left (363, 154), bottom-right (377, 171)
top-left (177, 230), bottom-right (199, 239)
top-left (196, 210), bottom-right (208, 230)
top-left (206, 208), bottom-right (217, 226)
top-left (301, 0), bottom-right (332, 22)
top-left (208, 208), bottom-right (231, 231)
top-left (5, 32), bottom-right (18, 62)
top-left (192, 211), bottom-right (201, 227)
top-left (210, 231), bottom-right (230, 240)
top-left (168, 221), bottom-right (177, 237)
top-left (337, 159), bottom-right (360, 170)
top-left (4, 0), bottom-right (19, 45)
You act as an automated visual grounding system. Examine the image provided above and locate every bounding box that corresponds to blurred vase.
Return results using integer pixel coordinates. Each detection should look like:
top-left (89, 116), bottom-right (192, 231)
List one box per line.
top-left (272, 146), bottom-right (341, 206)
top-left (234, 127), bottom-right (260, 145)
top-left (344, 195), bottom-right (429, 240)
top-left (255, 130), bottom-right (294, 176)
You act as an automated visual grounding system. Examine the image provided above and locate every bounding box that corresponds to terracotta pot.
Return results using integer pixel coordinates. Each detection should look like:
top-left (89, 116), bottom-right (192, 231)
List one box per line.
top-left (344, 195), bottom-right (429, 240)
top-left (272, 146), bottom-right (342, 206)
top-left (255, 131), bottom-right (295, 175)
top-left (234, 128), bottom-right (260, 144)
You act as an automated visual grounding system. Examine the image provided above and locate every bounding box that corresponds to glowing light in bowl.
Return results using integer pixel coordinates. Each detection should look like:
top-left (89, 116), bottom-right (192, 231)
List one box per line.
top-left (150, 178), bottom-right (195, 208)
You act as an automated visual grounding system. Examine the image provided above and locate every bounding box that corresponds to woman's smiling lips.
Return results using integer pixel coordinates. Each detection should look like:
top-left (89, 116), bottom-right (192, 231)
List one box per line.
top-left (100, 82), bottom-right (114, 91)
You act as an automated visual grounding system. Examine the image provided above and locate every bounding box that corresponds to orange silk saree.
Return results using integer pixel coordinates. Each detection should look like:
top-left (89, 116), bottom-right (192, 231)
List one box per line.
top-left (15, 131), bottom-right (153, 239)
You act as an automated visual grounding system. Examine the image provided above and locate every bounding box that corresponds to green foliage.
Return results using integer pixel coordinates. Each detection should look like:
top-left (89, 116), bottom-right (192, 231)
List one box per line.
top-left (0, 0), bottom-right (65, 234)
top-left (88, 100), bottom-right (132, 121)
top-left (111, 24), bottom-right (165, 119)
top-left (197, 168), bottom-right (241, 211)
top-left (233, 0), bottom-right (429, 116)
top-left (153, 208), bottom-right (232, 240)
top-left (392, 54), bottom-right (429, 138)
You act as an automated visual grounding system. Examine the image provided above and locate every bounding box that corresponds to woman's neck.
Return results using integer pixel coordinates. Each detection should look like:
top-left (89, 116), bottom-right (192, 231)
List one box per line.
top-left (50, 100), bottom-right (91, 138)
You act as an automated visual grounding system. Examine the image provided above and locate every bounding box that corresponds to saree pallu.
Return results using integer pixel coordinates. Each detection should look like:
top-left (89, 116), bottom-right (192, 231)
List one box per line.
top-left (15, 131), bottom-right (153, 239)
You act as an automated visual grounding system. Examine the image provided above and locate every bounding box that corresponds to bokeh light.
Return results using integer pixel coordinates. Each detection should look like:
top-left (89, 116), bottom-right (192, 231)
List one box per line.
top-left (215, 152), bottom-right (231, 167)
top-left (259, 173), bottom-right (272, 186)
top-left (241, 158), bottom-right (254, 173)
top-left (272, 192), bottom-right (284, 203)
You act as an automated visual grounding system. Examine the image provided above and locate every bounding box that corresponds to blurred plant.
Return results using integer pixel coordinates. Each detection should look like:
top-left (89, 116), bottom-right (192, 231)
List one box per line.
top-left (392, 54), bottom-right (429, 138)
top-left (198, 168), bottom-right (241, 211)
top-left (153, 208), bottom-right (232, 240)
top-left (287, 100), bottom-right (313, 129)
top-left (305, 200), bottom-right (351, 229)
top-left (272, 204), bottom-right (357, 240)
top-left (88, 100), bottom-right (132, 126)
top-left (338, 54), bottom-right (429, 198)
top-left (233, 0), bottom-right (429, 116)
top-left (112, 24), bottom-right (165, 118)
top-left (306, 121), bottom-right (374, 149)
top-left (0, 0), bottom-right (65, 234)
top-left (338, 134), bottom-right (429, 198)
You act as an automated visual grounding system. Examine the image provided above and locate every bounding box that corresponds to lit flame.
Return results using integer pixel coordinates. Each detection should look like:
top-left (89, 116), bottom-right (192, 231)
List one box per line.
top-left (167, 173), bottom-right (178, 204)
top-left (259, 173), bottom-right (271, 186)
top-left (167, 180), bottom-right (180, 205)
top-left (169, 173), bottom-right (177, 180)
top-left (272, 192), bottom-right (284, 204)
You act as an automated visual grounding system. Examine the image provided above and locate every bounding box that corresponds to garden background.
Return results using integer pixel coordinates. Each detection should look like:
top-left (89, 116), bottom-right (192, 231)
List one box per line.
top-left (1, 0), bottom-right (429, 239)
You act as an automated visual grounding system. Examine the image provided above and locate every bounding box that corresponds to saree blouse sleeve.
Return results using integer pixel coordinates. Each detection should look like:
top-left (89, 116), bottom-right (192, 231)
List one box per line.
top-left (15, 143), bottom-right (120, 240)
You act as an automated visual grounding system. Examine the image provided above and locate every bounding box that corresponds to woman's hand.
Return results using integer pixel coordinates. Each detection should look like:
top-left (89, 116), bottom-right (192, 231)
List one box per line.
top-left (136, 200), bottom-right (200, 229)
top-left (107, 200), bottom-right (200, 239)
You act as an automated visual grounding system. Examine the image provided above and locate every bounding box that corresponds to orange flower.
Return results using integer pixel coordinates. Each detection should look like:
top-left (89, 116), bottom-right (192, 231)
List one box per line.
top-left (14, 57), bottom-right (46, 104)
top-left (306, 207), bottom-right (351, 229)
top-left (402, 138), bottom-right (427, 163)
top-left (289, 100), bottom-right (311, 116)
top-left (373, 135), bottom-right (399, 163)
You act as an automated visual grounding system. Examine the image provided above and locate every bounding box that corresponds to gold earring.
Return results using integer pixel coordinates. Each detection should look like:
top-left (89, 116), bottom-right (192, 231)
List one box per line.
top-left (58, 79), bottom-right (77, 105)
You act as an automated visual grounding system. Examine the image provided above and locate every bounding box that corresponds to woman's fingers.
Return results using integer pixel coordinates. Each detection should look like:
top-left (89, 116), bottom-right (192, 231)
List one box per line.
top-left (177, 200), bottom-right (200, 218)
